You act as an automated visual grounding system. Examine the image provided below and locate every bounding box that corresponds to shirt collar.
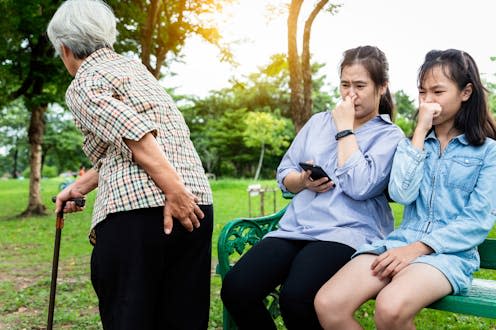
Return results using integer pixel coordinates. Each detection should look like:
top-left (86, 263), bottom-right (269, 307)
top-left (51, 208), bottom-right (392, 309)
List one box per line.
top-left (425, 129), bottom-right (469, 145)
top-left (379, 114), bottom-right (393, 124)
top-left (75, 47), bottom-right (117, 78)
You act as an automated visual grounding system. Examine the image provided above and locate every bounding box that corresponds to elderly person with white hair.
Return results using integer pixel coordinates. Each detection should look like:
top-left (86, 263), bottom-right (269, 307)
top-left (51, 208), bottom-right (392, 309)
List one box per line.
top-left (48, 1), bottom-right (213, 329)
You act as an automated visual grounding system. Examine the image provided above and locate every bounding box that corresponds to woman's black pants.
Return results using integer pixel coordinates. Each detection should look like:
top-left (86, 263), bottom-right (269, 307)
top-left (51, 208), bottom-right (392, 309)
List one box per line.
top-left (221, 237), bottom-right (355, 330)
top-left (91, 205), bottom-right (213, 330)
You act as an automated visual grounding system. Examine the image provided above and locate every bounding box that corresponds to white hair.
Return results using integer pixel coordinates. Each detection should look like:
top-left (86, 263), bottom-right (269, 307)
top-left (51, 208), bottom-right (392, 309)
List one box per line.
top-left (47, 0), bottom-right (117, 59)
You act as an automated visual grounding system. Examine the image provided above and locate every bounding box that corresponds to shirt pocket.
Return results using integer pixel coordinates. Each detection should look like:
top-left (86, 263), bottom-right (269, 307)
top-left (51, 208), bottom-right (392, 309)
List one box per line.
top-left (446, 156), bottom-right (483, 192)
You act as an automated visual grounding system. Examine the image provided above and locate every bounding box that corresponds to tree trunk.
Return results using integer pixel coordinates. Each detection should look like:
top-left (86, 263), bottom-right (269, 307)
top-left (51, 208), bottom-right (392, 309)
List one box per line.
top-left (141, 0), bottom-right (160, 75)
top-left (288, 0), bottom-right (305, 133)
top-left (11, 144), bottom-right (18, 179)
top-left (254, 143), bottom-right (265, 181)
top-left (20, 104), bottom-right (47, 217)
top-left (288, 0), bottom-right (333, 133)
top-left (140, 0), bottom-right (186, 79)
top-left (302, 0), bottom-right (329, 122)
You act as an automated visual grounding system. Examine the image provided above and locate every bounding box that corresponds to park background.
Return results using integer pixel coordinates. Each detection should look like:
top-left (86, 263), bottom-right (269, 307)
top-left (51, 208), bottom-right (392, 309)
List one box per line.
top-left (1, 0), bottom-right (495, 329)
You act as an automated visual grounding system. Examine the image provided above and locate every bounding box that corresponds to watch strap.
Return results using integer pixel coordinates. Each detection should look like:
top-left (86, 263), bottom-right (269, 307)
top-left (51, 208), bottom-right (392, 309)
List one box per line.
top-left (335, 129), bottom-right (354, 140)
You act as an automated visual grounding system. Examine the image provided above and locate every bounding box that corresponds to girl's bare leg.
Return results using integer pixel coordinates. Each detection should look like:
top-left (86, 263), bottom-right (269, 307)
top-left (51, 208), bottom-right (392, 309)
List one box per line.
top-left (374, 263), bottom-right (452, 330)
top-left (314, 254), bottom-right (389, 330)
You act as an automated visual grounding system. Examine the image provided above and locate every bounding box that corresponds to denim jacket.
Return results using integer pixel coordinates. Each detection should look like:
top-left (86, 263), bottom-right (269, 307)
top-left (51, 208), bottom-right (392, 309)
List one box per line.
top-left (388, 133), bottom-right (496, 255)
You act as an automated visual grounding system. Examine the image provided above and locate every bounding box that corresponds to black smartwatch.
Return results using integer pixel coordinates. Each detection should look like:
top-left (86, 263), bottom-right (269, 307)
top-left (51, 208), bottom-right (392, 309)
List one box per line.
top-left (335, 129), bottom-right (354, 140)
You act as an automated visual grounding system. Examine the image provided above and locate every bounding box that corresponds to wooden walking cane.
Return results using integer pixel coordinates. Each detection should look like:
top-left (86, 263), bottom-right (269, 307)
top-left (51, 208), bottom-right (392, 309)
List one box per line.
top-left (47, 197), bottom-right (85, 330)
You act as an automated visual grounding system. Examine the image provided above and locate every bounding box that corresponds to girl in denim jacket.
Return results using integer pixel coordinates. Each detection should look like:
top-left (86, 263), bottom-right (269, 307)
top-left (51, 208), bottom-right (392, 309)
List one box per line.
top-left (314, 49), bottom-right (496, 330)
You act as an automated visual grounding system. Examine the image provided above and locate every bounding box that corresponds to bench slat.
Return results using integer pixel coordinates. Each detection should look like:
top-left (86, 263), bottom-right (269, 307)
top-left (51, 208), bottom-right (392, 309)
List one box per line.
top-left (428, 278), bottom-right (496, 318)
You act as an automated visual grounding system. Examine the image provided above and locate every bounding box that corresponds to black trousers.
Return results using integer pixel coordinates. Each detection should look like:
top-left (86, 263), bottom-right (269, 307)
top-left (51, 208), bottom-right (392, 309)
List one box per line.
top-left (221, 237), bottom-right (355, 330)
top-left (91, 205), bottom-right (213, 330)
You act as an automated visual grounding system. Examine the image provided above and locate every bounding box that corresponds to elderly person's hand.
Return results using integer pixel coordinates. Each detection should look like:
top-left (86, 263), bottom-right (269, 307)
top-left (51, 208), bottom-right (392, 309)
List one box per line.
top-left (55, 185), bottom-right (86, 214)
top-left (163, 187), bottom-right (204, 234)
top-left (54, 169), bottom-right (97, 214)
top-left (124, 133), bottom-right (206, 234)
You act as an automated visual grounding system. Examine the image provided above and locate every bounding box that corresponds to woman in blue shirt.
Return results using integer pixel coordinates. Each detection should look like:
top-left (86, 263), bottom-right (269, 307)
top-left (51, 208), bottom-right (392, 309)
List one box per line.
top-left (221, 46), bottom-right (404, 329)
top-left (315, 49), bottom-right (496, 330)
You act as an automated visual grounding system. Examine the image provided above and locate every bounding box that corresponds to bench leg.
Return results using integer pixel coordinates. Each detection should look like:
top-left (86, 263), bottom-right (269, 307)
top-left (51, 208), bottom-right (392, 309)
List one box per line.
top-left (223, 306), bottom-right (237, 330)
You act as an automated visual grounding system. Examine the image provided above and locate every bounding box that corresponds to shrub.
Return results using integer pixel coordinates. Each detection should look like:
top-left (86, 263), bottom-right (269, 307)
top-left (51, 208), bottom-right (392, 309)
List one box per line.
top-left (42, 165), bottom-right (58, 178)
top-left (21, 165), bottom-right (59, 178)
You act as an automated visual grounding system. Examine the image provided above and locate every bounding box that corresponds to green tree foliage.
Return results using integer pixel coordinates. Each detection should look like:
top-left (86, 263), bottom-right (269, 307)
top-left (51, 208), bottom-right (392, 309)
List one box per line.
top-left (488, 84), bottom-right (496, 115)
top-left (109, 0), bottom-right (234, 78)
top-left (208, 107), bottom-right (253, 176)
top-left (394, 90), bottom-right (416, 137)
top-left (243, 112), bottom-right (292, 180)
top-left (42, 107), bottom-right (90, 175)
top-left (487, 56), bottom-right (496, 115)
top-left (180, 54), bottom-right (333, 178)
top-left (0, 102), bottom-right (90, 178)
top-left (0, 100), bottom-right (29, 178)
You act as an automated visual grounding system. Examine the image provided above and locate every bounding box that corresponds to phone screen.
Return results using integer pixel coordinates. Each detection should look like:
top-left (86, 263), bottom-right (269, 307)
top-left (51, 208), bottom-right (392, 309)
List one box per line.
top-left (298, 162), bottom-right (331, 181)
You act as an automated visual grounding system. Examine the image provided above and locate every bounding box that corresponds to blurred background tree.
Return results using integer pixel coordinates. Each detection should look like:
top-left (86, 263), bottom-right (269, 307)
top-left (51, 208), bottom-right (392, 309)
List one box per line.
top-left (0, 0), bottom-right (70, 216)
top-left (0, 100), bottom-right (29, 179)
top-left (180, 53), bottom-right (335, 178)
top-left (487, 57), bottom-right (496, 115)
top-left (394, 90), bottom-right (416, 137)
top-left (287, 0), bottom-right (341, 132)
top-left (243, 111), bottom-right (292, 180)
top-left (109, 0), bottom-right (234, 78)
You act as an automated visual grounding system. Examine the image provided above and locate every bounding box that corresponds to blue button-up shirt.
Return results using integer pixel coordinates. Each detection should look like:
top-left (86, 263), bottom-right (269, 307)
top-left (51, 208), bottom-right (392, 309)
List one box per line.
top-left (265, 111), bottom-right (404, 249)
top-left (356, 133), bottom-right (496, 294)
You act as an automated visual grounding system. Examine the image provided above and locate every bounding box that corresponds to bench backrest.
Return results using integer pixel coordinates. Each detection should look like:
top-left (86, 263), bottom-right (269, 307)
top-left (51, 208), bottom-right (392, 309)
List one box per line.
top-left (479, 238), bottom-right (496, 269)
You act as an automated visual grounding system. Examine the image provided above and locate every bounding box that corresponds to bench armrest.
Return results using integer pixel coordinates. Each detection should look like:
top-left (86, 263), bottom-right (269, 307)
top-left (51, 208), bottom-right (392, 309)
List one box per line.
top-left (216, 206), bottom-right (288, 279)
top-left (479, 238), bottom-right (496, 269)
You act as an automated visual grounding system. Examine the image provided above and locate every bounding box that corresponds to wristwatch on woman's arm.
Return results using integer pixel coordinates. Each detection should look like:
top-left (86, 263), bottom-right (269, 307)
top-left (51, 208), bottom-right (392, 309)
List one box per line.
top-left (335, 129), bottom-right (354, 140)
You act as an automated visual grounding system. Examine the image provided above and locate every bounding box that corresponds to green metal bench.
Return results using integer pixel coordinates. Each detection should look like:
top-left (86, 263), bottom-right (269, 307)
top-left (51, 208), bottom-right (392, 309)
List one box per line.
top-left (216, 206), bottom-right (496, 329)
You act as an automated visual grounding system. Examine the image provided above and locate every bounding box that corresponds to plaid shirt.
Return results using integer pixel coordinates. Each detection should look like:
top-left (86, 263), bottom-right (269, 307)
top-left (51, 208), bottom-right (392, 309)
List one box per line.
top-left (66, 48), bottom-right (213, 230)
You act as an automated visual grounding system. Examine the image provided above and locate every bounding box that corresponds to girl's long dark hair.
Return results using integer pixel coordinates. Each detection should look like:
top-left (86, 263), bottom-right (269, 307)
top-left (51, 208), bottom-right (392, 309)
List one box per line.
top-left (340, 46), bottom-right (394, 118)
top-left (418, 49), bottom-right (496, 145)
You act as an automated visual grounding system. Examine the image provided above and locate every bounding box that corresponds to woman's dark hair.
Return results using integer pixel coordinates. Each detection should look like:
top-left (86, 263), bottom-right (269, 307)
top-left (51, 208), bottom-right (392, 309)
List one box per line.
top-left (340, 45), bottom-right (394, 118)
top-left (418, 49), bottom-right (496, 145)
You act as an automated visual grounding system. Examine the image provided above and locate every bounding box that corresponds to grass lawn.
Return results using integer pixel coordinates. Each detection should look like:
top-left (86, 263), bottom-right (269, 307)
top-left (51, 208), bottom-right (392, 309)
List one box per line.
top-left (0, 178), bottom-right (495, 329)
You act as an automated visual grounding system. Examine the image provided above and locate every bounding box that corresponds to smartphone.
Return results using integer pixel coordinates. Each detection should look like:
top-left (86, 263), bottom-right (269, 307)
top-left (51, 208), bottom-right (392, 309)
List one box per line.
top-left (298, 162), bottom-right (332, 181)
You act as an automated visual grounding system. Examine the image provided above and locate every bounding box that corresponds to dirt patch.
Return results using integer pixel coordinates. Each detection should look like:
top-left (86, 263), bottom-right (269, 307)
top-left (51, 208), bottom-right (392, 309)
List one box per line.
top-left (0, 255), bottom-right (90, 292)
top-left (0, 306), bottom-right (44, 330)
top-left (0, 268), bottom-right (45, 292)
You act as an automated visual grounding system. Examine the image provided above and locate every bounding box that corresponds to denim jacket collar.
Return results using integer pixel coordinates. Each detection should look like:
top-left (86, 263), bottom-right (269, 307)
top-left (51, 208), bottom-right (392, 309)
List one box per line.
top-left (425, 129), bottom-right (469, 145)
